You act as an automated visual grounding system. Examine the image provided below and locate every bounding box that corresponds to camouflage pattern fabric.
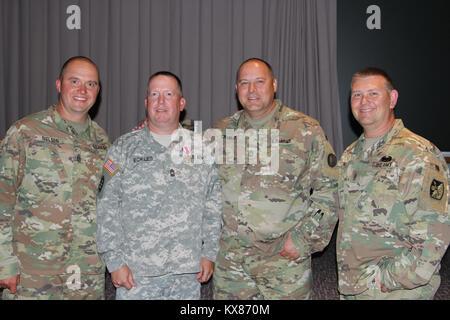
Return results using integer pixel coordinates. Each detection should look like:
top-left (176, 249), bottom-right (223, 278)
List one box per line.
top-left (213, 241), bottom-right (313, 300)
top-left (96, 126), bottom-right (222, 278)
top-left (0, 105), bottom-right (110, 299)
top-left (337, 119), bottom-right (450, 299)
top-left (2, 272), bottom-right (104, 300)
top-left (212, 99), bottom-right (338, 299)
top-left (116, 273), bottom-right (200, 300)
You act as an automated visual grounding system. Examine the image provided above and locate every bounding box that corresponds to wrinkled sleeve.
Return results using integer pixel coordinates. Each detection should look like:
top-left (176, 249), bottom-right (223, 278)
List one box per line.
top-left (201, 163), bottom-right (223, 262)
top-left (0, 126), bottom-right (24, 279)
top-left (95, 141), bottom-right (126, 273)
top-left (380, 155), bottom-right (450, 290)
top-left (291, 128), bottom-right (339, 258)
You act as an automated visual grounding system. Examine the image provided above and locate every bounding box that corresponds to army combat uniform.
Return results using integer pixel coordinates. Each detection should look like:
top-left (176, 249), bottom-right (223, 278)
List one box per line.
top-left (337, 119), bottom-right (450, 299)
top-left (0, 106), bottom-right (110, 299)
top-left (212, 99), bottom-right (338, 300)
top-left (96, 126), bottom-right (222, 300)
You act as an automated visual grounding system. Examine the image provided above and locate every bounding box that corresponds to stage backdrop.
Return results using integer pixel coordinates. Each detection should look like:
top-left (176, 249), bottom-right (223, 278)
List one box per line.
top-left (0, 0), bottom-right (343, 154)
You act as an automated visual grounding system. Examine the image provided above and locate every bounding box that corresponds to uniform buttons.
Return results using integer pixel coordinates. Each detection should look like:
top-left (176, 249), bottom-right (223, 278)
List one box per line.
top-left (170, 169), bottom-right (175, 177)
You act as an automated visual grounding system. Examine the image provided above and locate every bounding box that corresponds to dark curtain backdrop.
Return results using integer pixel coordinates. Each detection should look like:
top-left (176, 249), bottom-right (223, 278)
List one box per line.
top-left (0, 0), bottom-right (343, 155)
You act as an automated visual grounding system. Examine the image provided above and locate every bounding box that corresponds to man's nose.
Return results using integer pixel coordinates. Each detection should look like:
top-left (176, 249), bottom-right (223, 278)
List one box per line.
top-left (79, 83), bottom-right (88, 93)
top-left (249, 81), bottom-right (256, 92)
top-left (361, 94), bottom-right (368, 104)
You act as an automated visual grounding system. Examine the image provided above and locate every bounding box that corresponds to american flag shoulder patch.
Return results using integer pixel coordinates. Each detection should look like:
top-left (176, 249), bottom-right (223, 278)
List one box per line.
top-left (104, 158), bottom-right (119, 175)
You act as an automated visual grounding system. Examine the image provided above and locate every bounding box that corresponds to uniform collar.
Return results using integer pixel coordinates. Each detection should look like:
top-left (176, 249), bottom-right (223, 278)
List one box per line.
top-left (50, 105), bottom-right (93, 139)
top-left (232, 99), bottom-right (284, 130)
top-left (353, 119), bottom-right (404, 157)
top-left (144, 123), bottom-right (188, 152)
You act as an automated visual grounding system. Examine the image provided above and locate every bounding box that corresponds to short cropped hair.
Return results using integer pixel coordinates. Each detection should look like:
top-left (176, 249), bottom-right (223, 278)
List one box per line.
top-left (147, 71), bottom-right (183, 96)
top-left (236, 58), bottom-right (275, 82)
top-left (59, 56), bottom-right (99, 80)
top-left (352, 67), bottom-right (394, 91)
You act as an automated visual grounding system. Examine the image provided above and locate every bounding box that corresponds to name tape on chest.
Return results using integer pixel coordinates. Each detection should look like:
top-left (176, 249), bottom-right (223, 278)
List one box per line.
top-left (92, 143), bottom-right (108, 150)
top-left (372, 155), bottom-right (393, 168)
top-left (133, 156), bottom-right (153, 163)
top-left (42, 136), bottom-right (61, 145)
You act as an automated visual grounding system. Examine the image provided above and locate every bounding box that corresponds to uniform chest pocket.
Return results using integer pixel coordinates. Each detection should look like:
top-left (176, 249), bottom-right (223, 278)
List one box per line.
top-left (370, 166), bottom-right (401, 223)
top-left (279, 144), bottom-right (308, 190)
top-left (374, 165), bottom-right (399, 187)
top-left (174, 163), bottom-right (205, 202)
top-left (218, 163), bottom-right (241, 185)
top-left (24, 138), bottom-right (72, 197)
top-left (279, 144), bottom-right (307, 176)
top-left (124, 156), bottom-right (158, 185)
top-left (79, 144), bottom-right (108, 179)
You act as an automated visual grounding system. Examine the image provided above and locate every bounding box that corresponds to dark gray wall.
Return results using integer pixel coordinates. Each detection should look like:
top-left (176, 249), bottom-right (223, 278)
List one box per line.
top-left (0, 0), bottom-right (342, 152)
top-left (338, 0), bottom-right (450, 152)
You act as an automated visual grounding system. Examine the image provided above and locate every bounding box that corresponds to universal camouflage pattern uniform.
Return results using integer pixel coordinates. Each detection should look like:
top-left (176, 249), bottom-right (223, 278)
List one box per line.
top-left (96, 126), bottom-right (222, 300)
top-left (337, 119), bottom-right (450, 299)
top-left (0, 106), bottom-right (110, 299)
top-left (212, 99), bottom-right (338, 299)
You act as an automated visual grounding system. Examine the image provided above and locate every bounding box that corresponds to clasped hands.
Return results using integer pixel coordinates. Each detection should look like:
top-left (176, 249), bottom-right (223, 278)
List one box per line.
top-left (111, 257), bottom-right (215, 290)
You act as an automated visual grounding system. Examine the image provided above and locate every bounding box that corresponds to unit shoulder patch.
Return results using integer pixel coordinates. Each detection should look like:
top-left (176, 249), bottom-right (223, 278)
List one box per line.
top-left (430, 179), bottom-right (444, 201)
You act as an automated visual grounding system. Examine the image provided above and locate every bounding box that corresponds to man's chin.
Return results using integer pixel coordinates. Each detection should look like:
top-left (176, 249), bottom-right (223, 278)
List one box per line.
top-left (153, 118), bottom-right (170, 124)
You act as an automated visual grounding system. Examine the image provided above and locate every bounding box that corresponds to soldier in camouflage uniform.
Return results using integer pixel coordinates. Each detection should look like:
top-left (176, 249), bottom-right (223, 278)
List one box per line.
top-left (0, 56), bottom-right (110, 299)
top-left (96, 71), bottom-right (222, 300)
top-left (337, 67), bottom-right (450, 299)
top-left (212, 58), bottom-right (338, 300)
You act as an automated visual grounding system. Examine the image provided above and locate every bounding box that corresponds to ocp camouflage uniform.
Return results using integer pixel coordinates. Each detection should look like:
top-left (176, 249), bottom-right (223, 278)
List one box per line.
top-left (337, 119), bottom-right (450, 299)
top-left (0, 106), bottom-right (110, 299)
top-left (96, 126), bottom-right (222, 300)
top-left (212, 99), bottom-right (339, 300)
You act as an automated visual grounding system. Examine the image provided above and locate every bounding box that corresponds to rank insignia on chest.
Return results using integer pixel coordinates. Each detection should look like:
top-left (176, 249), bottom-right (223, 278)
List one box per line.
top-left (430, 179), bottom-right (444, 200)
top-left (98, 175), bottom-right (105, 193)
top-left (104, 158), bottom-right (119, 175)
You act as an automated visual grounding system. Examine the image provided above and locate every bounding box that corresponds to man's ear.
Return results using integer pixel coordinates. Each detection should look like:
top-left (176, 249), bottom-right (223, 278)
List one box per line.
top-left (390, 89), bottom-right (399, 110)
top-left (179, 97), bottom-right (186, 112)
top-left (56, 78), bottom-right (62, 93)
